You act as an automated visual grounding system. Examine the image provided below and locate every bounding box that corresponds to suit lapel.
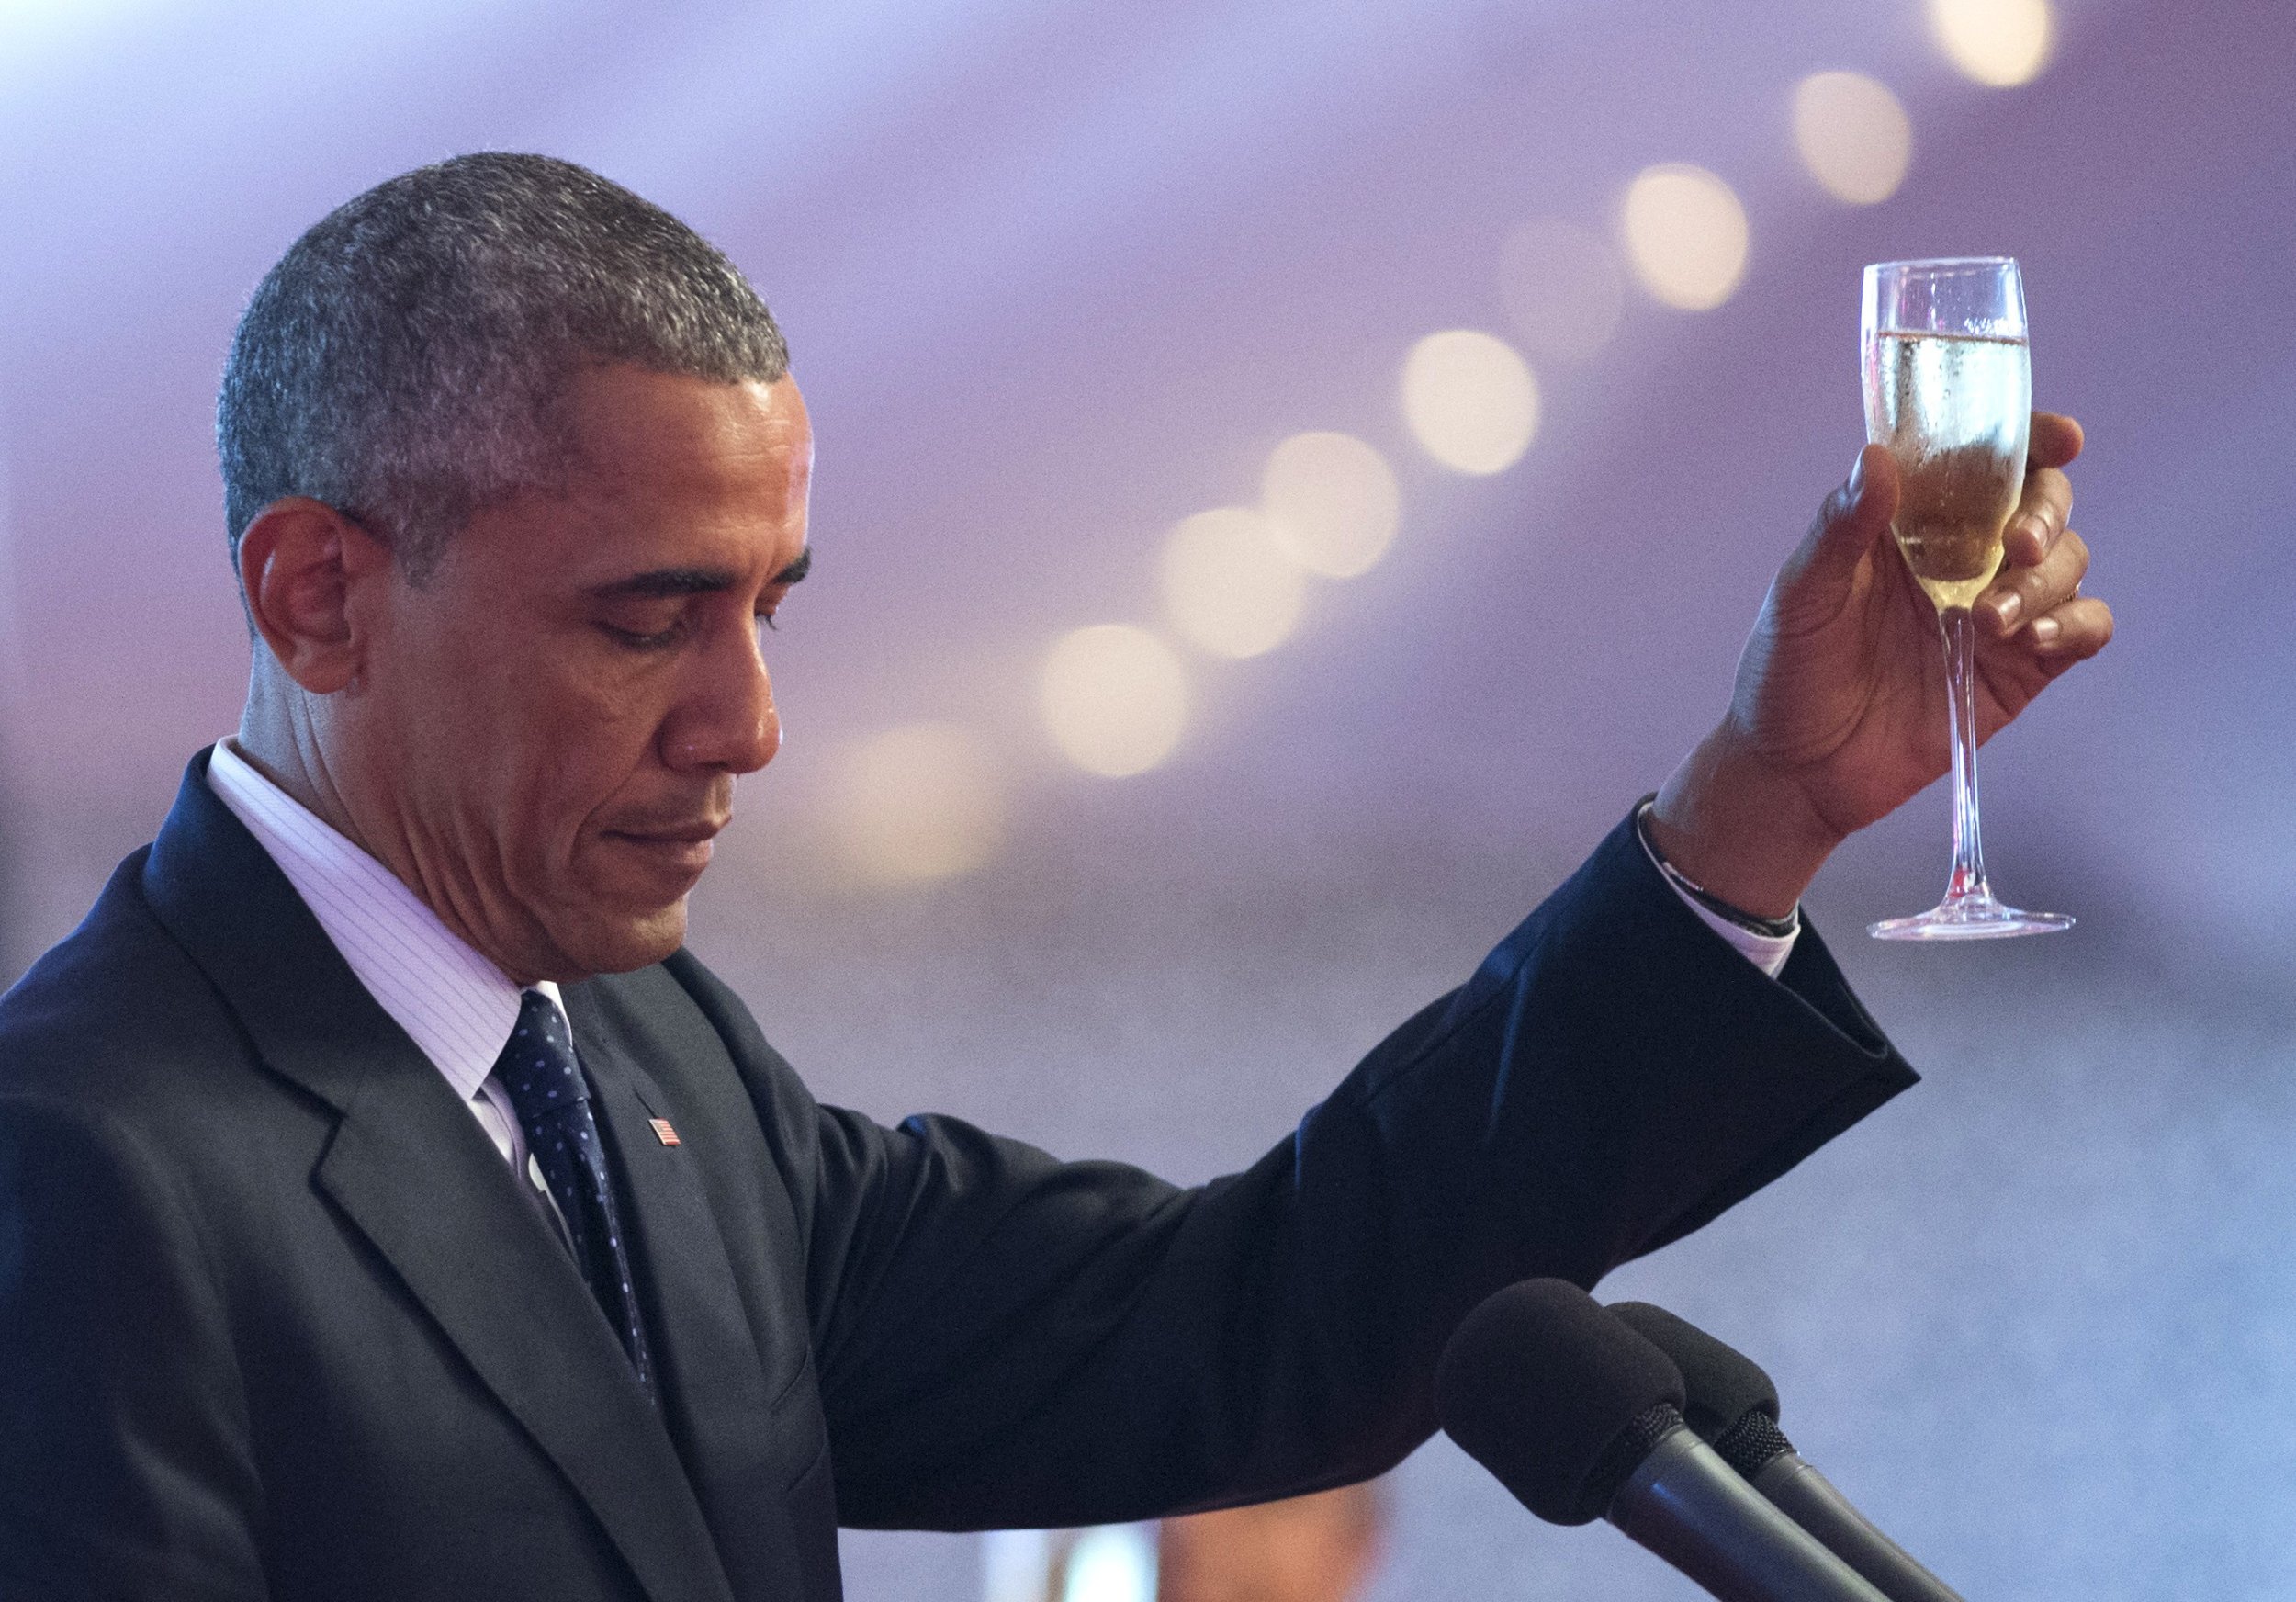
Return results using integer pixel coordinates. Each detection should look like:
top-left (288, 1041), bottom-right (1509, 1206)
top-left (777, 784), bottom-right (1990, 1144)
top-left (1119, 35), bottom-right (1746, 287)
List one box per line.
top-left (568, 990), bottom-right (790, 1601)
top-left (141, 751), bottom-right (736, 1602)
top-left (311, 1081), bottom-right (736, 1602)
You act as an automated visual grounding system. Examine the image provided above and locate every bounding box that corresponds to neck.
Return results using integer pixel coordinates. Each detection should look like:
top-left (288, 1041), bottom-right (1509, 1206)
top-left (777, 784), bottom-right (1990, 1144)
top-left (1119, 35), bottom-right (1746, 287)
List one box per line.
top-left (234, 666), bottom-right (370, 852)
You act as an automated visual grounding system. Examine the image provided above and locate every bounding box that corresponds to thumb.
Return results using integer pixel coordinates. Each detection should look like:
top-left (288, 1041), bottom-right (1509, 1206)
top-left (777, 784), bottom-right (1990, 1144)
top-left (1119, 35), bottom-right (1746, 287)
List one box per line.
top-left (1785, 444), bottom-right (1897, 594)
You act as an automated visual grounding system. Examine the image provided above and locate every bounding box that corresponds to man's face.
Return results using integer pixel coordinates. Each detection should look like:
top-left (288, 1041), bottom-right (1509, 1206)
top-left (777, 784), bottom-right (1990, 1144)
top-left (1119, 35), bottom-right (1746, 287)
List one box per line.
top-left (341, 365), bottom-right (811, 983)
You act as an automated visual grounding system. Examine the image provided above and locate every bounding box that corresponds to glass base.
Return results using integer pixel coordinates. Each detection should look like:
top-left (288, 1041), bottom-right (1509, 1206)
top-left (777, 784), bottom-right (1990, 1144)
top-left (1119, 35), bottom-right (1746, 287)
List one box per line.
top-left (1869, 895), bottom-right (2074, 941)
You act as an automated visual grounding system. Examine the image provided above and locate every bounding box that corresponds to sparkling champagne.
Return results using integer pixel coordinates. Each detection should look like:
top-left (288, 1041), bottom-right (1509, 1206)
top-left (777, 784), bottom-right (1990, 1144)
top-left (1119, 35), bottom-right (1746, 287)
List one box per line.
top-left (1865, 330), bottom-right (2031, 612)
top-left (1860, 256), bottom-right (2067, 938)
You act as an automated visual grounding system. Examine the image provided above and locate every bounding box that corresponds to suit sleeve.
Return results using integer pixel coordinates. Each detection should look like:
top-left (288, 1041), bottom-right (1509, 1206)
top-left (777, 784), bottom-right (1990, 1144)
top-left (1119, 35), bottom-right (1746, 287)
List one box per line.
top-left (0, 1097), bottom-right (267, 1600)
top-left (676, 809), bottom-right (1917, 1531)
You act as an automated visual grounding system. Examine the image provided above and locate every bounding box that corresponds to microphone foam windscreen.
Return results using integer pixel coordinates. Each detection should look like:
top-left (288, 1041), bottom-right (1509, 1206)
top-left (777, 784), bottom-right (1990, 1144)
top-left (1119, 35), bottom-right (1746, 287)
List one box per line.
top-left (1605, 1302), bottom-right (1782, 1442)
top-left (1435, 1279), bottom-right (1686, 1527)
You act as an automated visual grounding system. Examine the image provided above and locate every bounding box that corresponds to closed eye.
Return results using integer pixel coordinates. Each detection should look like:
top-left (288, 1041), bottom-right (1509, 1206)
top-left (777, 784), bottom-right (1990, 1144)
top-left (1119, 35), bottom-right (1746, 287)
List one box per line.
top-left (602, 619), bottom-right (688, 651)
top-left (756, 546), bottom-right (811, 636)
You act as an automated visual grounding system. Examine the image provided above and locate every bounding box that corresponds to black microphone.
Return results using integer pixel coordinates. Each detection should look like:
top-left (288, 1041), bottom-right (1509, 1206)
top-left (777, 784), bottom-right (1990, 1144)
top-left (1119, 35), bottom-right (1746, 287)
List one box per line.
top-left (1435, 1280), bottom-right (1889, 1602)
top-left (1607, 1302), bottom-right (1967, 1602)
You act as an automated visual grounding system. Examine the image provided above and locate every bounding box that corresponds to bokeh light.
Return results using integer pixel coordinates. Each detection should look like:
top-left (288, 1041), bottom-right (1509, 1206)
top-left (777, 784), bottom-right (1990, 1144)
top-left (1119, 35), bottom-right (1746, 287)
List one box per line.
top-left (1159, 507), bottom-right (1305, 659)
top-left (982, 1532), bottom-right (1052, 1602)
top-left (1794, 72), bottom-right (1913, 204)
top-left (1061, 1526), bottom-right (1155, 1602)
top-left (829, 721), bottom-right (1005, 885)
top-left (1259, 432), bottom-right (1400, 579)
top-left (1930, 0), bottom-right (2054, 86)
top-left (1400, 330), bottom-right (1541, 476)
top-left (1620, 164), bottom-right (1750, 311)
top-left (1498, 218), bottom-right (1626, 362)
top-left (1040, 625), bottom-right (1187, 777)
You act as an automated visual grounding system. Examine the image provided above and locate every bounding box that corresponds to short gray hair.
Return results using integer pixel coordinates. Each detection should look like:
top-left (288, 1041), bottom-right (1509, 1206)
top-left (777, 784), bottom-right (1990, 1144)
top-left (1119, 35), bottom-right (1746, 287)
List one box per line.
top-left (217, 152), bottom-right (790, 581)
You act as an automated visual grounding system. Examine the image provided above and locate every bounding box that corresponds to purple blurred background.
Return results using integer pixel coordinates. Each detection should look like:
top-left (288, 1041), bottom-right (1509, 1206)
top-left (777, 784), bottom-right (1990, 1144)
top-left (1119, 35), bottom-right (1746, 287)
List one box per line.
top-left (6, 0), bottom-right (2295, 1595)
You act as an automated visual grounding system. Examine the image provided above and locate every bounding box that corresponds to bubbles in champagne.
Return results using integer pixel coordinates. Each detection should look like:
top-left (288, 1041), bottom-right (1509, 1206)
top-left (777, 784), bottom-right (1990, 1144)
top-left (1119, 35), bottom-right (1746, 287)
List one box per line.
top-left (1866, 331), bottom-right (2031, 611)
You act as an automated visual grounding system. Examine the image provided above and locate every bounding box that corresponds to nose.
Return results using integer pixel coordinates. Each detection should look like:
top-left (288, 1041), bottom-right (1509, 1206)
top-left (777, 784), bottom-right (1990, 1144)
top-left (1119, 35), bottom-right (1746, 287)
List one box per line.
top-left (662, 620), bottom-right (782, 776)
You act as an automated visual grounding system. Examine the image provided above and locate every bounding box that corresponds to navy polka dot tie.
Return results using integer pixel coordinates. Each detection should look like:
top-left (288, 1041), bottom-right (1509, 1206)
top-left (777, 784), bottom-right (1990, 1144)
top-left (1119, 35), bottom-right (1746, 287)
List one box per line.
top-left (494, 989), bottom-right (655, 1395)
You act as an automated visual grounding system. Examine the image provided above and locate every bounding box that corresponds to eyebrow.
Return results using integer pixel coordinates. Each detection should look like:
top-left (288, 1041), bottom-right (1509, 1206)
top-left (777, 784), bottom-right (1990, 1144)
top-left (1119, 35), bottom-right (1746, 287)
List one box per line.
top-left (586, 546), bottom-right (812, 601)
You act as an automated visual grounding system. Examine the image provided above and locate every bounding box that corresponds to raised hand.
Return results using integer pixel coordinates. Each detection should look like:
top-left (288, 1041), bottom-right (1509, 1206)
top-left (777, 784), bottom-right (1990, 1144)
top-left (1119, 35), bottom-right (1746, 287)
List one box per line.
top-left (1649, 412), bottom-right (2112, 920)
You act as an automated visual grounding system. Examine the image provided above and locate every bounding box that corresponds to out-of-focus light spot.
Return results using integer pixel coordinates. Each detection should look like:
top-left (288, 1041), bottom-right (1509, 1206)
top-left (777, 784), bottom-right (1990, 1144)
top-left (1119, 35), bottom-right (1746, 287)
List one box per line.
top-left (1040, 625), bottom-right (1187, 777)
top-left (829, 721), bottom-right (1004, 884)
top-left (1930, 0), bottom-right (2053, 86)
top-left (1401, 330), bottom-right (1540, 476)
top-left (983, 1531), bottom-right (1052, 1602)
top-left (1061, 1526), bottom-right (1156, 1602)
top-left (1620, 164), bottom-right (1750, 311)
top-left (1794, 72), bottom-right (1914, 204)
top-left (1160, 508), bottom-right (1304, 659)
top-left (1498, 219), bottom-right (1626, 362)
top-left (1260, 432), bottom-right (1400, 578)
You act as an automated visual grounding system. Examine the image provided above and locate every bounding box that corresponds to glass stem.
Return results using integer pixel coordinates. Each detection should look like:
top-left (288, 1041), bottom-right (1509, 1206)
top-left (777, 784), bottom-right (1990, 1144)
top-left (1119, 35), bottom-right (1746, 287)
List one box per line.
top-left (1941, 604), bottom-right (1991, 907)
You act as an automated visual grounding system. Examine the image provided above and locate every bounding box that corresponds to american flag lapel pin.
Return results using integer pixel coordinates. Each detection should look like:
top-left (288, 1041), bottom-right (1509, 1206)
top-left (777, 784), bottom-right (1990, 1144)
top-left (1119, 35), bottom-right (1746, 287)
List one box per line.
top-left (648, 1117), bottom-right (681, 1147)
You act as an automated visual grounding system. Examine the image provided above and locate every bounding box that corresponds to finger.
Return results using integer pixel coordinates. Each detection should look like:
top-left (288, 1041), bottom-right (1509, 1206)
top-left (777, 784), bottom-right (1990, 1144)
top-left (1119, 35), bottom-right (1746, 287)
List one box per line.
top-left (2001, 465), bottom-right (2073, 568)
top-left (2023, 594), bottom-right (2113, 669)
top-left (2030, 412), bottom-right (2083, 470)
top-left (1789, 443), bottom-right (1898, 591)
top-left (1984, 526), bottom-right (2089, 636)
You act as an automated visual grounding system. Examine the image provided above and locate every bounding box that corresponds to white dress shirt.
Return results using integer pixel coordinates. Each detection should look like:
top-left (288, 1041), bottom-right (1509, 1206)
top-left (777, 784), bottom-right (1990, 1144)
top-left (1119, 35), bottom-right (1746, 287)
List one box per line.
top-left (205, 740), bottom-right (568, 1213)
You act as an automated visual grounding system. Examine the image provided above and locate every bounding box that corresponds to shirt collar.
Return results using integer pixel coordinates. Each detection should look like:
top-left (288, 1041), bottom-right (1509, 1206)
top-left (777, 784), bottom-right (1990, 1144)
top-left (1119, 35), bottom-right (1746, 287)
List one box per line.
top-left (205, 739), bottom-right (562, 1101)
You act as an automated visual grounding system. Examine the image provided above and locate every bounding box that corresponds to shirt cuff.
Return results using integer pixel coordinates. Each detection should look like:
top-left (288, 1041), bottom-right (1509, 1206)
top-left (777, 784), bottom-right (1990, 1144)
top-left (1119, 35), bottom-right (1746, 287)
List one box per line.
top-left (1632, 807), bottom-right (1800, 980)
top-left (1674, 891), bottom-right (1798, 979)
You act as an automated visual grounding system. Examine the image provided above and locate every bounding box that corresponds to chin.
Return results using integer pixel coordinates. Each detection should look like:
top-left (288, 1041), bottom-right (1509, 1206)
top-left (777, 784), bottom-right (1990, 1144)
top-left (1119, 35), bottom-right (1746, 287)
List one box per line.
top-left (552, 900), bottom-right (691, 979)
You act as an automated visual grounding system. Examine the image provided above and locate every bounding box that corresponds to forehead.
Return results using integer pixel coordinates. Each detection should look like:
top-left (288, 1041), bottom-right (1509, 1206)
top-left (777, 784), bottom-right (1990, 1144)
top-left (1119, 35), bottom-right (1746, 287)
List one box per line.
top-left (562, 366), bottom-right (811, 508)
top-left (439, 366), bottom-right (810, 592)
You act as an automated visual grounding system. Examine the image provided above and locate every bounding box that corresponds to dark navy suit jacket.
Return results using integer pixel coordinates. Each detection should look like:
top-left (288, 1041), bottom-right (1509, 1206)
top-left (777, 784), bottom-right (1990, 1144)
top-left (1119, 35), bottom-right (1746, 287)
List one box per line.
top-left (0, 751), bottom-right (1916, 1600)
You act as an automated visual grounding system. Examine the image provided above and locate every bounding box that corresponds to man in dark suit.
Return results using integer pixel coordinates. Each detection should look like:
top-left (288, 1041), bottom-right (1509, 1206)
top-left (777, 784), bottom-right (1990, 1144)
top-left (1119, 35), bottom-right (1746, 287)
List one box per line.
top-left (0, 153), bottom-right (2110, 1601)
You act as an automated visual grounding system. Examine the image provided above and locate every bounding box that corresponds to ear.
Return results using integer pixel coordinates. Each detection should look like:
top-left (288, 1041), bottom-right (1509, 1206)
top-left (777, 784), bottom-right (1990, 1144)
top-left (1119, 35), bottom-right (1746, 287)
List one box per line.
top-left (236, 498), bottom-right (394, 694)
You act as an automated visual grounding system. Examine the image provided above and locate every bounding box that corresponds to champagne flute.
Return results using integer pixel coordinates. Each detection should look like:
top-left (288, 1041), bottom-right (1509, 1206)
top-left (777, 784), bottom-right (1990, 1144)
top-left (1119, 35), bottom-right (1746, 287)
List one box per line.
top-left (1863, 257), bottom-right (2071, 940)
